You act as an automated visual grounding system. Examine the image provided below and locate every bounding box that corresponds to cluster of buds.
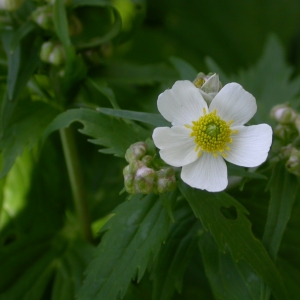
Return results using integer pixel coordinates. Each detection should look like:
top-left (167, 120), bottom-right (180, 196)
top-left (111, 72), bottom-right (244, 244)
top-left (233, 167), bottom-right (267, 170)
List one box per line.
top-left (193, 72), bottom-right (222, 104)
top-left (123, 142), bottom-right (176, 194)
top-left (271, 104), bottom-right (300, 176)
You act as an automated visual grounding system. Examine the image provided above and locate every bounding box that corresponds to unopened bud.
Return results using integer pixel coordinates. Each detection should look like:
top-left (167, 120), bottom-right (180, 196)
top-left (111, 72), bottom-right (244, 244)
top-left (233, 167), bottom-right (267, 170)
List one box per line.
top-left (31, 5), bottom-right (53, 30)
top-left (155, 168), bottom-right (177, 193)
top-left (40, 41), bottom-right (65, 66)
top-left (280, 144), bottom-right (293, 159)
top-left (193, 73), bottom-right (222, 104)
top-left (286, 148), bottom-right (300, 176)
top-left (141, 155), bottom-right (152, 166)
top-left (273, 124), bottom-right (294, 140)
top-left (270, 104), bottom-right (297, 124)
top-left (294, 115), bottom-right (300, 135)
top-left (0, 0), bottom-right (24, 11)
top-left (125, 142), bottom-right (148, 163)
top-left (134, 166), bottom-right (156, 194)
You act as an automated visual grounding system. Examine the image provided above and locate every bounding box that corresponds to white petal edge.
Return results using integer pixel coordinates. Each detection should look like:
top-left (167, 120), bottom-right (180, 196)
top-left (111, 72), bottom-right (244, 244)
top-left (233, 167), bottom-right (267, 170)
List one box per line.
top-left (152, 126), bottom-right (198, 167)
top-left (224, 124), bottom-right (272, 167)
top-left (181, 152), bottom-right (228, 192)
top-left (157, 80), bottom-right (208, 126)
top-left (209, 83), bottom-right (257, 126)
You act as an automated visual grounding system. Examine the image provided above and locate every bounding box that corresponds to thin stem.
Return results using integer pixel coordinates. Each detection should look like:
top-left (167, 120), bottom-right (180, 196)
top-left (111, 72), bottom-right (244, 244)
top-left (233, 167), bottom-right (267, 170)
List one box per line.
top-left (60, 127), bottom-right (93, 243)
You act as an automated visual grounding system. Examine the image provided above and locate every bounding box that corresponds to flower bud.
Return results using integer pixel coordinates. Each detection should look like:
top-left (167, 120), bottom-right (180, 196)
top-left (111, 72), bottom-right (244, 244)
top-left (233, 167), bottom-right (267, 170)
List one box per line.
top-left (273, 124), bottom-right (294, 140)
top-left (155, 167), bottom-right (177, 193)
top-left (0, 0), bottom-right (24, 11)
top-left (40, 41), bottom-right (65, 66)
top-left (31, 5), bottom-right (53, 31)
top-left (134, 166), bottom-right (156, 194)
top-left (193, 73), bottom-right (222, 104)
top-left (125, 142), bottom-right (148, 163)
top-left (294, 114), bottom-right (300, 135)
top-left (280, 144), bottom-right (293, 159)
top-left (141, 155), bottom-right (152, 166)
top-left (286, 148), bottom-right (300, 176)
top-left (270, 104), bottom-right (297, 124)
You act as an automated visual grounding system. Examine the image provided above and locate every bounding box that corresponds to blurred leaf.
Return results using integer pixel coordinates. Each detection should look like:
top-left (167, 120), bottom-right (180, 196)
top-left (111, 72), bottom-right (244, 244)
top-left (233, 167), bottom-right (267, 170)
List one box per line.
top-left (1, 28), bottom-right (41, 101)
top-left (169, 57), bottom-right (197, 81)
top-left (78, 192), bottom-right (175, 300)
top-left (206, 35), bottom-right (300, 124)
top-left (261, 163), bottom-right (298, 299)
top-left (227, 164), bottom-right (268, 180)
top-left (97, 107), bottom-right (170, 127)
top-left (86, 78), bottom-right (120, 109)
top-left (199, 231), bottom-right (261, 300)
top-left (179, 181), bottom-right (288, 300)
top-left (95, 62), bottom-right (177, 84)
top-left (44, 108), bottom-right (149, 157)
top-left (263, 162), bottom-right (298, 259)
top-left (71, 0), bottom-right (122, 49)
top-left (151, 202), bottom-right (199, 300)
top-left (0, 95), bottom-right (59, 177)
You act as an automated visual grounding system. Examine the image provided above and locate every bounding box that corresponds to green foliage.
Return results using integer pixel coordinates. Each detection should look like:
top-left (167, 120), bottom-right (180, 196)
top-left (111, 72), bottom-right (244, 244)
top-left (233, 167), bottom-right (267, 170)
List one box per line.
top-left (44, 108), bottom-right (149, 156)
top-left (179, 181), bottom-right (287, 300)
top-left (77, 192), bottom-right (175, 300)
top-left (1, 0), bottom-right (300, 299)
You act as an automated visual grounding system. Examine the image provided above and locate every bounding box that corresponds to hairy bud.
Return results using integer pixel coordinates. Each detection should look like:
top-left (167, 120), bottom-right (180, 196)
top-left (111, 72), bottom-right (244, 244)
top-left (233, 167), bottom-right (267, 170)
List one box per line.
top-left (270, 104), bottom-right (297, 124)
top-left (125, 142), bottom-right (148, 163)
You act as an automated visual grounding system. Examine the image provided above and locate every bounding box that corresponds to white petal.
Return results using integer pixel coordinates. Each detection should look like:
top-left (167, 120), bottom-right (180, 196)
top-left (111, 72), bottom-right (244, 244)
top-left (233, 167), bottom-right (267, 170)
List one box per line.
top-left (224, 124), bottom-right (272, 167)
top-left (209, 83), bottom-right (257, 126)
top-left (157, 80), bottom-right (208, 126)
top-left (152, 126), bottom-right (198, 167)
top-left (181, 152), bottom-right (228, 192)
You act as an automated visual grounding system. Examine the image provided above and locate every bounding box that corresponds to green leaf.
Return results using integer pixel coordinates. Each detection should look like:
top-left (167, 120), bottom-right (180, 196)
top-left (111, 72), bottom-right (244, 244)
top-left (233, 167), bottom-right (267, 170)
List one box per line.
top-left (44, 108), bottom-right (149, 157)
top-left (0, 95), bottom-right (59, 177)
top-left (1, 28), bottom-right (41, 101)
top-left (78, 192), bottom-right (175, 300)
top-left (227, 164), bottom-right (268, 180)
top-left (199, 231), bottom-right (261, 300)
top-left (86, 77), bottom-right (120, 109)
top-left (71, 0), bottom-right (122, 49)
top-left (152, 202), bottom-right (199, 300)
top-left (206, 35), bottom-right (300, 124)
top-left (179, 181), bottom-right (288, 300)
top-left (263, 163), bottom-right (298, 260)
top-left (97, 107), bottom-right (170, 127)
top-left (169, 57), bottom-right (197, 81)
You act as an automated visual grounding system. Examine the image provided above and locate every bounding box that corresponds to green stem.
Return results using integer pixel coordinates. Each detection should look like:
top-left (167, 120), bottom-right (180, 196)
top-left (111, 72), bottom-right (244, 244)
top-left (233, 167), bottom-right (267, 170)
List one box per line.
top-left (60, 127), bottom-right (93, 243)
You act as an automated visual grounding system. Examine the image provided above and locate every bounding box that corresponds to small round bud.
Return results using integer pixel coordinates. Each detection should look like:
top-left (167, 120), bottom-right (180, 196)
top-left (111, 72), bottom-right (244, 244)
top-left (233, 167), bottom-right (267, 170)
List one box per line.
top-left (0, 0), bottom-right (24, 11)
top-left (273, 124), bottom-right (294, 140)
top-left (141, 155), bottom-right (152, 166)
top-left (125, 142), bottom-right (148, 163)
top-left (31, 5), bottom-right (53, 31)
top-left (286, 148), bottom-right (300, 176)
top-left (134, 166), bottom-right (156, 194)
top-left (294, 115), bottom-right (300, 135)
top-left (155, 168), bottom-right (177, 193)
top-left (40, 41), bottom-right (65, 66)
top-left (193, 73), bottom-right (222, 104)
top-left (270, 104), bottom-right (297, 124)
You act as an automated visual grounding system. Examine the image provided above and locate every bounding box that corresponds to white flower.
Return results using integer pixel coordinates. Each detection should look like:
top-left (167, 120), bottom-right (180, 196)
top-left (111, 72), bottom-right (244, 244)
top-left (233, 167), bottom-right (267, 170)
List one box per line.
top-left (152, 80), bottom-right (272, 192)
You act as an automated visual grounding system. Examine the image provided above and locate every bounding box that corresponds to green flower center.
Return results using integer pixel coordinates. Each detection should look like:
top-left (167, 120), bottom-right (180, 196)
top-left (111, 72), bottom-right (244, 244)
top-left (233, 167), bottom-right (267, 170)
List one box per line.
top-left (189, 109), bottom-right (236, 156)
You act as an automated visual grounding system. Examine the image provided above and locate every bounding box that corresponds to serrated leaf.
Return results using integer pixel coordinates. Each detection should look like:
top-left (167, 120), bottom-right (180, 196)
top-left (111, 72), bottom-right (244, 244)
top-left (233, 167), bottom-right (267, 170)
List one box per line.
top-left (151, 202), bottom-right (199, 300)
top-left (78, 192), bottom-right (176, 300)
top-left (97, 107), bottom-right (170, 127)
top-left (169, 57), bottom-right (197, 81)
top-left (199, 231), bottom-right (261, 300)
top-left (179, 181), bottom-right (288, 300)
top-left (44, 108), bottom-right (149, 157)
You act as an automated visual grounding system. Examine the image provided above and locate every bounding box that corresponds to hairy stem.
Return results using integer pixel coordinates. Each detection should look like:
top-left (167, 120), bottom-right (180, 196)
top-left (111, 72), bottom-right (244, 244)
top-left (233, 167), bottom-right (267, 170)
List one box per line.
top-left (60, 127), bottom-right (93, 243)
